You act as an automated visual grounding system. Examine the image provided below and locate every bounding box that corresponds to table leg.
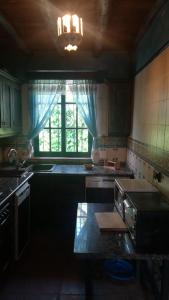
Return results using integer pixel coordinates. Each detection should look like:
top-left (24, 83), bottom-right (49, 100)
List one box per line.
top-left (83, 258), bottom-right (93, 300)
top-left (160, 259), bottom-right (169, 300)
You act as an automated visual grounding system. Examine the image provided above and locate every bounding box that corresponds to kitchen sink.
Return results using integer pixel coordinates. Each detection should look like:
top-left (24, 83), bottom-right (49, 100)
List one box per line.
top-left (31, 164), bottom-right (55, 172)
top-left (0, 163), bottom-right (55, 176)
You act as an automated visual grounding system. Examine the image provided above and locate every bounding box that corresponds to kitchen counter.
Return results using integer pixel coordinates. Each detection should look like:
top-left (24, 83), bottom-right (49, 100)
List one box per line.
top-left (74, 202), bottom-right (169, 260)
top-left (36, 164), bottom-right (133, 177)
top-left (74, 203), bottom-right (169, 300)
top-left (0, 172), bottom-right (33, 206)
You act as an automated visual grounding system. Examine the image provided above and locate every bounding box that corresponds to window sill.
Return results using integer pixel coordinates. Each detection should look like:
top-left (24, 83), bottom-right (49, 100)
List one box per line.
top-left (29, 156), bottom-right (92, 165)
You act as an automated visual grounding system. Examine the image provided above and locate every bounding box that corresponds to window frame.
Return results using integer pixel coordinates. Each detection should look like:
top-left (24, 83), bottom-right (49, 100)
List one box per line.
top-left (34, 94), bottom-right (92, 157)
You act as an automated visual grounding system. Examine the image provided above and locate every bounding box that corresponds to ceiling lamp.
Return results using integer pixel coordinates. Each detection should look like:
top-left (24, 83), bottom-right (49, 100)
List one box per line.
top-left (57, 14), bottom-right (83, 51)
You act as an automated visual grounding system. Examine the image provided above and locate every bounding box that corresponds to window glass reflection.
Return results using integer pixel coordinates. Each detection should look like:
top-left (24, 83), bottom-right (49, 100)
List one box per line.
top-left (76, 203), bottom-right (87, 235)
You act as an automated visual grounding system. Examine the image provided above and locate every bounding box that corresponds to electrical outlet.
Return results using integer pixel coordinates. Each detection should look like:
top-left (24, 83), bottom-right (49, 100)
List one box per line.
top-left (153, 171), bottom-right (162, 182)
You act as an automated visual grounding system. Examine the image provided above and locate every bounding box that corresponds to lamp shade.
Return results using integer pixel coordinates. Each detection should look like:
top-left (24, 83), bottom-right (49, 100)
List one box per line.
top-left (57, 14), bottom-right (83, 51)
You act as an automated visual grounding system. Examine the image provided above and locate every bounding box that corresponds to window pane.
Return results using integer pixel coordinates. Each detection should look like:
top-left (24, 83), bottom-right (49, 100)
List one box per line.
top-left (51, 104), bottom-right (61, 127)
top-left (78, 129), bottom-right (88, 152)
top-left (66, 104), bottom-right (76, 127)
top-left (78, 112), bottom-right (86, 128)
top-left (65, 90), bottom-right (74, 102)
top-left (39, 129), bottom-right (50, 151)
top-left (44, 119), bottom-right (50, 127)
top-left (66, 81), bottom-right (74, 103)
top-left (66, 129), bottom-right (76, 152)
top-left (51, 129), bottom-right (61, 152)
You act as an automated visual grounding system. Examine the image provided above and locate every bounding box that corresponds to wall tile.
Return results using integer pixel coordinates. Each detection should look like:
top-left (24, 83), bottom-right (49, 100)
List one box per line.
top-left (164, 125), bottom-right (169, 152)
top-left (130, 46), bottom-right (169, 198)
top-left (157, 100), bottom-right (167, 125)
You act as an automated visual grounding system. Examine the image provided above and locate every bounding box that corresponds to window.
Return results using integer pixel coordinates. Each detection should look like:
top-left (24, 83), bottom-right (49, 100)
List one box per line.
top-left (34, 83), bottom-right (92, 157)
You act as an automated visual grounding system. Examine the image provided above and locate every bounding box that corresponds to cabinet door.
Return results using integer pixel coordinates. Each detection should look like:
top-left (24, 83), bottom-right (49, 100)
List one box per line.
top-left (108, 82), bottom-right (131, 136)
top-left (1, 80), bottom-right (11, 128)
top-left (11, 86), bottom-right (21, 130)
top-left (0, 76), bottom-right (21, 134)
top-left (30, 174), bottom-right (85, 253)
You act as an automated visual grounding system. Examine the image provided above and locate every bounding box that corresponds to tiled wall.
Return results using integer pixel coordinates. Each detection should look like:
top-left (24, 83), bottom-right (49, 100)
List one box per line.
top-left (91, 136), bottom-right (127, 164)
top-left (129, 46), bottom-right (169, 198)
top-left (0, 135), bottom-right (32, 163)
top-left (131, 46), bottom-right (169, 150)
top-left (127, 148), bottom-right (169, 198)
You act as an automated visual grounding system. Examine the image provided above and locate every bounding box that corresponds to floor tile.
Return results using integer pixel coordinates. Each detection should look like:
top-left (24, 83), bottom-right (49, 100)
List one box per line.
top-left (0, 232), bottom-right (154, 300)
top-left (60, 296), bottom-right (85, 300)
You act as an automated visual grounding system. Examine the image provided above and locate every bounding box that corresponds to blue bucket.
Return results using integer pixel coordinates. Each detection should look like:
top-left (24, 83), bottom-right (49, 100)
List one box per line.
top-left (103, 259), bottom-right (135, 281)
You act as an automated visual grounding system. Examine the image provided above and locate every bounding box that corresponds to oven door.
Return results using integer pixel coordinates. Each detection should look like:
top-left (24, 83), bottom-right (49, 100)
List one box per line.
top-left (123, 198), bottom-right (136, 243)
top-left (114, 184), bottom-right (125, 219)
top-left (15, 182), bottom-right (30, 260)
top-left (0, 202), bottom-right (11, 275)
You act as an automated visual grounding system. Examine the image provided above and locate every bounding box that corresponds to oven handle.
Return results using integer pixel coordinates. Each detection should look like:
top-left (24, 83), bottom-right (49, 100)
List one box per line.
top-left (123, 199), bottom-right (130, 208)
top-left (15, 182), bottom-right (30, 206)
top-left (0, 216), bottom-right (9, 226)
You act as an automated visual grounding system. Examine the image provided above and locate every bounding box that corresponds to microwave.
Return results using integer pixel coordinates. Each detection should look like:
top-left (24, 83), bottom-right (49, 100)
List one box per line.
top-left (114, 178), bottom-right (158, 220)
top-left (124, 192), bottom-right (169, 253)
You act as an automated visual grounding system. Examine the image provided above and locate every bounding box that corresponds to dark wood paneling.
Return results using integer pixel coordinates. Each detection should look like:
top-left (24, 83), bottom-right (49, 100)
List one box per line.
top-left (0, 0), bottom-right (157, 74)
top-left (135, 0), bottom-right (169, 73)
top-left (108, 82), bottom-right (131, 136)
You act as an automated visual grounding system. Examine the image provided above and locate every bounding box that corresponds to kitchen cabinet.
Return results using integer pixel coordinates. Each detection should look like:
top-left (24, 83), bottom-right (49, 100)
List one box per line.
top-left (30, 174), bottom-right (85, 253)
top-left (0, 79), bottom-right (11, 128)
top-left (108, 82), bottom-right (131, 136)
top-left (11, 86), bottom-right (21, 131)
top-left (85, 176), bottom-right (115, 203)
top-left (0, 197), bottom-right (13, 278)
top-left (0, 71), bottom-right (21, 137)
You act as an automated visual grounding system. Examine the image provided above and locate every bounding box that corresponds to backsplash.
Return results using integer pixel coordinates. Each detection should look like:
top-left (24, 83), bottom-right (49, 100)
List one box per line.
top-left (127, 146), bottom-right (169, 199)
top-left (0, 135), bottom-right (31, 163)
top-left (91, 136), bottom-right (127, 164)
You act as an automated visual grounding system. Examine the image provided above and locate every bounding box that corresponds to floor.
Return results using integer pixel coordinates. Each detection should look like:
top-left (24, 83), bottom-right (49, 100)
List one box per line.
top-left (0, 230), bottom-right (155, 300)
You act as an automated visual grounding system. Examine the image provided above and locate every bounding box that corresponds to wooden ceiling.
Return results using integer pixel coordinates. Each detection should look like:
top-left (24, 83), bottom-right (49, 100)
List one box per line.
top-left (0, 0), bottom-right (157, 54)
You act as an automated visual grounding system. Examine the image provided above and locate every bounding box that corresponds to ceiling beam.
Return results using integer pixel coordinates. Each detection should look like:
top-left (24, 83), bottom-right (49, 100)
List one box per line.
top-left (0, 13), bottom-right (29, 54)
top-left (95, 0), bottom-right (110, 53)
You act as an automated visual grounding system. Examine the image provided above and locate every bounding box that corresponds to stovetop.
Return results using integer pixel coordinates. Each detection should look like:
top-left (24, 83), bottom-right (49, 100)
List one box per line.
top-left (0, 172), bottom-right (33, 206)
top-left (115, 178), bottom-right (158, 193)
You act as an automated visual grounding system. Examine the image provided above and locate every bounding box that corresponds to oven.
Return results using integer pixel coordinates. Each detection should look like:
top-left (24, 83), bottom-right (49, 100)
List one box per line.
top-left (114, 178), bottom-right (158, 221)
top-left (14, 182), bottom-right (30, 260)
top-left (0, 201), bottom-right (11, 275)
top-left (123, 197), bottom-right (136, 242)
top-left (124, 192), bottom-right (169, 253)
top-left (114, 183), bottom-right (125, 219)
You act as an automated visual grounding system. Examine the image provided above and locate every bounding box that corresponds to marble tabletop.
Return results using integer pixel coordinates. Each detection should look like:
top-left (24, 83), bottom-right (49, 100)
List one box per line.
top-left (74, 203), bottom-right (169, 260)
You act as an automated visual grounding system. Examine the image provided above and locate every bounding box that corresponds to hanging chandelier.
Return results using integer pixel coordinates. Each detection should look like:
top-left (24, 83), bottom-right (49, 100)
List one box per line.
top-left (57, 14), bottom-right (83, 51)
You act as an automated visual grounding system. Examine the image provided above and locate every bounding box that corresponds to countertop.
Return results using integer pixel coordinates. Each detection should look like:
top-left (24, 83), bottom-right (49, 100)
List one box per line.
top-left (36, 164), bottom-right (133, 177)
top-left (126, 191), bottom-right (169, 211)
top-left (74, 203), bottom-right (169, 259)
top-left (0, 172), bottom-right (33, 206)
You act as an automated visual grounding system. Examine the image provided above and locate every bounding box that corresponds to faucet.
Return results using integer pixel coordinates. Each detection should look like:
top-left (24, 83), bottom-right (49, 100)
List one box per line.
top-left (7, 148), bottom-right (19, 168)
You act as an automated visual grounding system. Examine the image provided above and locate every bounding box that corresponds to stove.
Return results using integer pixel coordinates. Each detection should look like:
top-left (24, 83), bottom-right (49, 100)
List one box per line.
top-left (115, 178), bottom-right (158, 194)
